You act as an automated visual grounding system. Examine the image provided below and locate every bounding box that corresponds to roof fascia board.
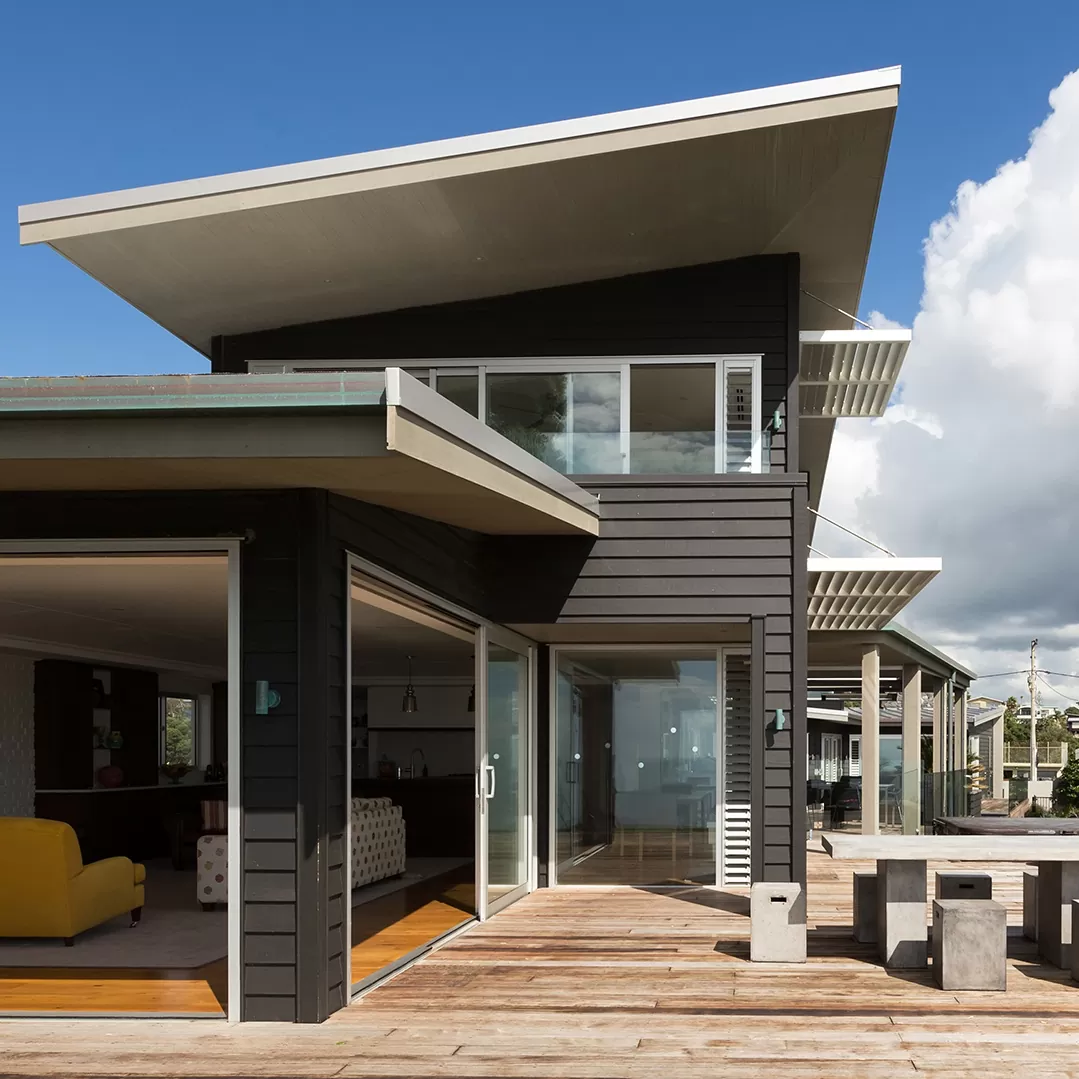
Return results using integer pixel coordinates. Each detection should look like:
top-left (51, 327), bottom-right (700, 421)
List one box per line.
top-left (809, 629), bottom-right (973, 684)
top-left (808, 557), bottom-right (941, 573)
top-left (882, 620), bottom-right (978, 682)
top-left (20, 69), bottom-right (900, 244)
top-left (799, 329), bottom-right (912, 344)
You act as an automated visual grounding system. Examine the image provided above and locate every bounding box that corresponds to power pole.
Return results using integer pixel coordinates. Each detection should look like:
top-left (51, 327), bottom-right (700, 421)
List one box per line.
top-left (1028, 639), bottom-right (1038, 787)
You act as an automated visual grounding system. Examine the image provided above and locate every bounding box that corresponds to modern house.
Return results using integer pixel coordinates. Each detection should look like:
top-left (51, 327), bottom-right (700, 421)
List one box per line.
top-left (0, 66), bottom-right (969, 1023)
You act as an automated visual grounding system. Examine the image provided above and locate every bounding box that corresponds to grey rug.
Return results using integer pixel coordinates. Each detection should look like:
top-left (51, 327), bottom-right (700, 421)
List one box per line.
top-left (0, 906), bottom-right (226, 969)
top-left (0, 861), bottom-right (226, 969)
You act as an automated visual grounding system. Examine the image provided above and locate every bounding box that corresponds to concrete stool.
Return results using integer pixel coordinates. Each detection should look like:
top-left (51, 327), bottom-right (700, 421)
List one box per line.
top-left (935, 871), bottom-right (992, 900)
top-left (750, 882), bottom-right (806, 963)
top-left (932, 899), bottom-right (1007, 991)
top-left (853, 871), bottom-right (878, 943)
top-left (1024, 870), bottom-right (1039, 941)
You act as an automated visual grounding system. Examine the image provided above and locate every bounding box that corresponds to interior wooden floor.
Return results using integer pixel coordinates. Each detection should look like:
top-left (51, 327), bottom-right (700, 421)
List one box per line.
top-left (0, 956), bottom-right (226, 1016)
top-left (4, 847), bottom-right (1079, 1075)
top-left (350, 864), bottom-right (475, 985)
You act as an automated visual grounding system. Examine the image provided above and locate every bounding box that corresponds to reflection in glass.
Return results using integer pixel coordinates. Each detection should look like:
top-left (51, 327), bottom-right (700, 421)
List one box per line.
top-left (435, 373), bottom-right (479, 417)
top-left (487, 642), bottom-right (529, 904)
top-left (630, 364), bottom-right (716, 473)
top-left (486, 372), bottom-right (621, 474)
top-left (555, 651), bottom-right (717, 885)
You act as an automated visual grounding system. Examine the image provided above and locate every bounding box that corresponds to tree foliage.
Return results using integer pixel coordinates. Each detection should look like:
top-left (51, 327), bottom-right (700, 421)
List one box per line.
top-left (163, 698), bottom-right (194, 766)
top-left (1054, 756), bottom-right (1079, 816)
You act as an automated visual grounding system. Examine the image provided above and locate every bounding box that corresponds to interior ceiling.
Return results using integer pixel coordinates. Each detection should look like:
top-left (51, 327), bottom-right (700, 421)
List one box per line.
top-left (0, 555), bottom-right (228, 674)
top-left (351, 593), bottom-right (474, 678)
top-left (25, 98), bottom-right (894, 357)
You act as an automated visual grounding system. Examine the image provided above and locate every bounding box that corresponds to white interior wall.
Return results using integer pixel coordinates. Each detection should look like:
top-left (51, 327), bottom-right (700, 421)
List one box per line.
top-left (0, 653), bottom-right (35, 815)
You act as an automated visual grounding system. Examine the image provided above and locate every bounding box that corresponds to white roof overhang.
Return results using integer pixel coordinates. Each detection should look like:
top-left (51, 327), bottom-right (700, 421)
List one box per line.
top-left (799, 329), bottom-right (911, 417)
top-left (18, 68), bottom-right (899, 355)
top-left (0, 369), bottom-right (599, 537)
top-left (807, 556), bottom-right (942, 631)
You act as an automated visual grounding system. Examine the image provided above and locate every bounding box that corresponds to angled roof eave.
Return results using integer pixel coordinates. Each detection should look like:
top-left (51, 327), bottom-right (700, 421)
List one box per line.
top-left (19, 67), bottom-right (901, 237)
top-left (16, 67), bottom-right (900, 357)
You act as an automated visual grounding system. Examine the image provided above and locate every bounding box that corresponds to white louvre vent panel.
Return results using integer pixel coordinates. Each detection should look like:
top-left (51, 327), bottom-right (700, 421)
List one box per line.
top-left (721, 654), bottom-right (752, 886)
top-left (724, 366), bottom-right (755, 473)
top-left (807, 557), bottom-right (942, 631)
top-left (799, 331), bottom-right (910, 418)
top-left (849, 734), bottom-right (862, 777)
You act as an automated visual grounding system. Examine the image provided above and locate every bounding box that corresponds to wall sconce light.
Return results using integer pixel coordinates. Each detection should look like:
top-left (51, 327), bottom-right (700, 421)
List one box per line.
top-left (774, 707), bottom-right (787, 731)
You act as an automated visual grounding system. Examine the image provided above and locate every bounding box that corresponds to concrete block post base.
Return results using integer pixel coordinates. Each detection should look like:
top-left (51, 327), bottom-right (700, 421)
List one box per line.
top-left (853, 871), bottom-right (878, 944)
top-left (1023, 870), bottom-right (1038, 942)
top-left (750, 882), bottom-right (806, 963)
top-left (877, 858), bottom-right (928, 968)
top-left (932, 899), bottom-right (1007, 991)
top-left (1036, 861), bottom-right (1079, 969)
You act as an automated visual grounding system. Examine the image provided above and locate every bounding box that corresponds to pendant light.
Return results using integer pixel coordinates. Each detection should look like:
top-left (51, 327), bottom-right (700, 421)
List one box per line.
top-left (401, 655), bottom-right (418, 713)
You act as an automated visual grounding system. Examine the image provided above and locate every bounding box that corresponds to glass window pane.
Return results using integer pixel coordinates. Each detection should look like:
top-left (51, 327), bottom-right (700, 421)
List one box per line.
top-left (161, 696), bottom-right (196, 769)
top-left (486, 371), bottom-right (621, 474)
top-left (630, 364), bottom-right (715, 473)
top-left (555, 650), bottom-right (717, 885)
top-left (436, 373), bottom-right (478, 417)
top-left (724, 365), bottom-right (755, 472)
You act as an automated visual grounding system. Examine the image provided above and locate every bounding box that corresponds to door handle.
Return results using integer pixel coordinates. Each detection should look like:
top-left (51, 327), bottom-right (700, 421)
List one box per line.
top-left (485, 763), bottom-right (496, 800)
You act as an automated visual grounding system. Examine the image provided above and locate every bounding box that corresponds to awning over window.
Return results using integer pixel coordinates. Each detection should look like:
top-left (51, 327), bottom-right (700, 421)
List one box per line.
top-left (799, 330), bottom-right (911, 418)
top-left (807, 557), bottom-right (941, 631)
top-left (0, 369), bottom-right (599, 537)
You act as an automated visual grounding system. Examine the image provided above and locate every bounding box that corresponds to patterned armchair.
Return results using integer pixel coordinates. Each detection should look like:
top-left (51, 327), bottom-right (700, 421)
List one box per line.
top-left (350, 797), bottom-right (406, 888)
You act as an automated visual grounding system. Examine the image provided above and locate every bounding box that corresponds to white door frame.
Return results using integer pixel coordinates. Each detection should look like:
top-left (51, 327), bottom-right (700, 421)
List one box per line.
top-left (0, 538), bottom-right (242, 1022)
top-left (547, 643), bottom-right (749, 889)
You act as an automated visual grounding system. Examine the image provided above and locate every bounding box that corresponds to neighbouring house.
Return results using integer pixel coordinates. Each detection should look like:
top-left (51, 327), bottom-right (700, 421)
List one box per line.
top-left (0, 66), bottom-right (972, 1023)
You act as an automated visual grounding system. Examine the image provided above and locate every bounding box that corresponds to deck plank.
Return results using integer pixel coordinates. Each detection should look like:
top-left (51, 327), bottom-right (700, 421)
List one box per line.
top-left (1, 849), bottom-right (1078, 1076)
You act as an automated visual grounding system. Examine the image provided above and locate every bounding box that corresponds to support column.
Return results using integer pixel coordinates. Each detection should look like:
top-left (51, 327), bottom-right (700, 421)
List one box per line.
top-left (861, 646), bottom-right (880, 835)
top-left (991, 709), bottom-right (1005, 799)
top-left (931, 682), bottom-right (944, 774)
top-left (901, 665), bottom-right (922, 835)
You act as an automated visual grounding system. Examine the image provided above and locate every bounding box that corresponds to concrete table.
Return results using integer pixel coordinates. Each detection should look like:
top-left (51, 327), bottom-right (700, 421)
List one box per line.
top-left (822, 833), bottom-right (1079, 969)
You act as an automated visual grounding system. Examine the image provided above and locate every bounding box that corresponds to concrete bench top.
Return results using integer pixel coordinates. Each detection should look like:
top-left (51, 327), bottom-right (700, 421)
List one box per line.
top-left (822, 833), bottom-right (1079, 861)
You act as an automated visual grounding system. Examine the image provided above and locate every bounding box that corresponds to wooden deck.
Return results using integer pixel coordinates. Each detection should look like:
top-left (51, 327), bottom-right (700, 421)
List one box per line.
top-left (2, 848), bottom-right (1079, 1077)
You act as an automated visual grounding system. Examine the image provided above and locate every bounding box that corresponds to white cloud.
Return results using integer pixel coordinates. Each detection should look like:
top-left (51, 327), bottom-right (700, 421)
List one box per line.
top-left (819, 69), bottom-right (1079, 705)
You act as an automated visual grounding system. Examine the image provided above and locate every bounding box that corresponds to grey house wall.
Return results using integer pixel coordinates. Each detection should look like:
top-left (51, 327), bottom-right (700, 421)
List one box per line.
top-left (487, 475), bottom-right (808, 884)
top-left (211, 254), bottom-right (800, 474)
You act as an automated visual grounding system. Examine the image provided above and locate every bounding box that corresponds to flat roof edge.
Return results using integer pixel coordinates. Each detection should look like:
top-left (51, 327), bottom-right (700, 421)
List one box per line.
top-left (386, 369), bottom-right (599, 514)
top-left (18, 67), bottom-right (900, 231)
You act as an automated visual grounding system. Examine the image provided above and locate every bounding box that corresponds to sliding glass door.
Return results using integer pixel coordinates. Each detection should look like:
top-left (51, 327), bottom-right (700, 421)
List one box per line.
top-left (475, 625), bottom-right (533, 918)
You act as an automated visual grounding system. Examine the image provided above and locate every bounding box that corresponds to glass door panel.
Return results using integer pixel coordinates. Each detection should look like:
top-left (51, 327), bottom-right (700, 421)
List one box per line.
top-left (476, 626), bottom-right (532, 919)
top-left (485, 638), bottom-right (529, 908)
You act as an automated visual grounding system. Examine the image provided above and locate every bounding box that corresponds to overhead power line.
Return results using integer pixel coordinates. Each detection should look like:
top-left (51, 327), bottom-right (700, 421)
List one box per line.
top-left (1040, 670), bottom-right (1079, 680)
top-left (1036, 674), bottom-right (1078, 705)
top-left (971, 670), bottom-right (1029, 679)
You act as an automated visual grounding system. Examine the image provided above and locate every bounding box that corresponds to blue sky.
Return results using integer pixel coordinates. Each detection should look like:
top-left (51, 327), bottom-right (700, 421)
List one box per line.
top-left (2, 0), bottom-right (1078, 376)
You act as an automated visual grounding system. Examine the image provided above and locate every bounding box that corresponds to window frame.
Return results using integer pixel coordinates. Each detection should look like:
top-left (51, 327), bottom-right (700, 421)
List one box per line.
top-left (253, 355), bottom-right (765, 475)
top-left (159, 693), bottom-right (198, 769)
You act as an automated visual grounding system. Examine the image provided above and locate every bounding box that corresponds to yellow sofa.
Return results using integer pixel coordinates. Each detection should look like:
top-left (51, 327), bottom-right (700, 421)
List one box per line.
top-left (0, 817), bottom-right (145, 945)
